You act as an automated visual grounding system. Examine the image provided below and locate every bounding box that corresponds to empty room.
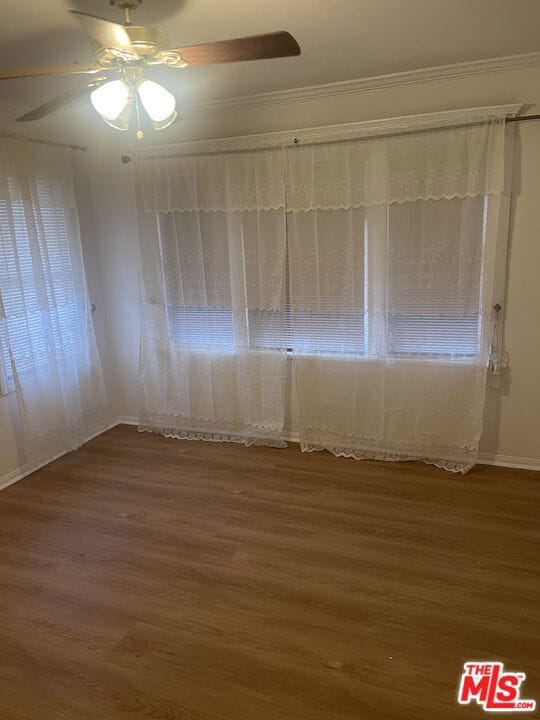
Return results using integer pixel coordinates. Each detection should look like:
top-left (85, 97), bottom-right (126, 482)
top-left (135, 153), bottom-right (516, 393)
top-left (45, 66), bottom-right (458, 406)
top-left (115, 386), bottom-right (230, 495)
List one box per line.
top-left (0, 0), bottom-right (539, 717)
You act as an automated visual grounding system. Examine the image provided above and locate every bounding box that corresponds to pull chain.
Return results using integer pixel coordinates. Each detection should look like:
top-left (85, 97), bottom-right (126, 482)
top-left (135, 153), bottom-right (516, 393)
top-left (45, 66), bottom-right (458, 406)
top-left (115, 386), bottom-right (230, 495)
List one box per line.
top-left (134, 92), bottom-right (144, 141)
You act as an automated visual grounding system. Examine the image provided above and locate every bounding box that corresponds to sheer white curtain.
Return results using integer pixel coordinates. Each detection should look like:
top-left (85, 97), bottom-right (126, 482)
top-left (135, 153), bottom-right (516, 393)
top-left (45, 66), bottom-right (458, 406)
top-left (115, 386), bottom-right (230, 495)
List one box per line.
top-left (136, 147), bottom-right (288, 446)
top-left (0, 137), bottom-right (108, 468)
top-left (287, 113), bottom-right (509, 472)
top-left (135, 108), bottom-right (513, 471)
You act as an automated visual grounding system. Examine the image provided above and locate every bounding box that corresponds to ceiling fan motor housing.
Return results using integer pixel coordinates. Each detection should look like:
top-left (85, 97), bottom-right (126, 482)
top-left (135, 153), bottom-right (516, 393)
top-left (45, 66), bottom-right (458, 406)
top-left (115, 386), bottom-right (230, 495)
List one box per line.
top-left (92, 26), bottom-right (188, 68)
top-left (109, 0), bottom-right (143, 10)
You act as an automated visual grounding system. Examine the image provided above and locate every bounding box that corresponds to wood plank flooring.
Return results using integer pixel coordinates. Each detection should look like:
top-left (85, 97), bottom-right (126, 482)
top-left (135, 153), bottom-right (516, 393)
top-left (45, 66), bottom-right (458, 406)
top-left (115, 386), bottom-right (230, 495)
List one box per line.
top-left (0, 424), bottom-right (538, 719)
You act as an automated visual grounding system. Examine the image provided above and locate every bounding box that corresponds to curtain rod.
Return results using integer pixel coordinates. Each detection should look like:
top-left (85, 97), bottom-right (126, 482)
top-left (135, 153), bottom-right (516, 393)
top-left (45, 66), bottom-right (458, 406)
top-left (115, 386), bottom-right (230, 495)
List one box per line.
top-left (0, 130), bottom-right (87, 152)
top-left (121, 113), bottom-right (540, 164)
top-left (506, 114), bottom-right (540, 124)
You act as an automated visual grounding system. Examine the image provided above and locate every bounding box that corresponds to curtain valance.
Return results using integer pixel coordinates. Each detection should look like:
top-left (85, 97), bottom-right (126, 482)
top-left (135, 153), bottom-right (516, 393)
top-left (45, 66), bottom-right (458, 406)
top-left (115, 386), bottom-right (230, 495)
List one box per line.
top-left (136, 108), bottom-right (512, 213)
top-left (286, 115), bottom-right (506, 211)
top-left (136, 146), bottom-right (285, 214)
top-left (0, 137), bottom-right (77, 209)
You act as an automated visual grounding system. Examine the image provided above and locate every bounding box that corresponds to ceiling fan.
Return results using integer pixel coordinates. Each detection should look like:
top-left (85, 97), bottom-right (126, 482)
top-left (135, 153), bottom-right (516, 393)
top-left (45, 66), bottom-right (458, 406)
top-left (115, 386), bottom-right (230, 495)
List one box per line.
top-left (1, 0), bottom-right (301, 138)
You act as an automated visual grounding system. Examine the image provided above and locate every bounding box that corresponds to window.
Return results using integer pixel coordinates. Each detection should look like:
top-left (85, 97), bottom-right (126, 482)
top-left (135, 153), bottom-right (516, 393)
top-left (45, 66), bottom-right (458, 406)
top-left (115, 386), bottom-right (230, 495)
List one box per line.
top-left (387, 196), bottom-right (485, 358)
top-left (166, 197), bottom-right (488, 360)
top-left (162, 208), bottom-right (289, 352)
top-left (0, 179), bottom-right (82, 394)
top-left (285, 207), bottom-right (366, 355)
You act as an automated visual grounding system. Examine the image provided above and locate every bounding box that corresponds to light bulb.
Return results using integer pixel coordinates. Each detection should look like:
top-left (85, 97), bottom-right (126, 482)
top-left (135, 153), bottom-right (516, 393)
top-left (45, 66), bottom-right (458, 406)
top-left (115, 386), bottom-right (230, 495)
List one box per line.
top-left (137, 79), bottom-right (177, 129)
top-left (91, 80), bottom-right (130, 122)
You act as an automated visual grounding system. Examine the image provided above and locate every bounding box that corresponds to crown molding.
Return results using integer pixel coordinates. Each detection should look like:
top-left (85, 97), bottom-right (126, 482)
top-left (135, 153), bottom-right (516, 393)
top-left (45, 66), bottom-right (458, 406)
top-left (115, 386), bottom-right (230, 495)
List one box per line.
top-left (184, 51), bottom-right (540, 114)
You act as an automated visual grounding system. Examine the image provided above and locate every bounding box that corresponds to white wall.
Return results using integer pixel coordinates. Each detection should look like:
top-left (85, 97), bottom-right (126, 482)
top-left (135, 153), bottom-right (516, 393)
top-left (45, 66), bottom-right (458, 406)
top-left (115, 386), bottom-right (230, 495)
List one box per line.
top-left (2, 61), bottom-right (540, 480)
top-left (86, 153), bottom-right (140, 420)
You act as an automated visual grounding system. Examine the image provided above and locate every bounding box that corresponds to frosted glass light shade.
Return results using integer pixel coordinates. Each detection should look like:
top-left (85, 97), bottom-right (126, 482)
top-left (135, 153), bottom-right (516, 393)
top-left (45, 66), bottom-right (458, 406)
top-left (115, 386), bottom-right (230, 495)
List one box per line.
top-left (91, 80), bottom-right (130, 121)
top-left (138, 80), bottom-right (177, 129)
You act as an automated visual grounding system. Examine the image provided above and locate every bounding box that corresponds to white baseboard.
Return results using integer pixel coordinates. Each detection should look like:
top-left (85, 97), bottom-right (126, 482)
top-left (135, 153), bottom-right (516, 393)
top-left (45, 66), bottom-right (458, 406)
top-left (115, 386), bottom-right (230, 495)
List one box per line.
top-left (0, 418), bottom-right (123, 492)
top-left (1, 418), bottom-right (538, 492)
top-left (284, 432), bottom-right (540, 472)
top-left (281, 431), bottom-right (301, 444)
top-left (477, 453), bottom-right (540, 471)
top-left (0, 466), bottom-right (31, 492)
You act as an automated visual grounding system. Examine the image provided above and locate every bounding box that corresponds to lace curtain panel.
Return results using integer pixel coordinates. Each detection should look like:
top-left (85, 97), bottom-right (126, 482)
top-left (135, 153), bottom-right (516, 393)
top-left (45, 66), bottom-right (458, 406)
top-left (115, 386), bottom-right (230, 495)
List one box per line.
top-left (137, 147), bottom-right (288, 446)
top-left (0, 137), bottom-right (109, 468)
top-left (135, 109), bottom-right (512, 471)
top-left (289, 199), bottom-right (492, 472)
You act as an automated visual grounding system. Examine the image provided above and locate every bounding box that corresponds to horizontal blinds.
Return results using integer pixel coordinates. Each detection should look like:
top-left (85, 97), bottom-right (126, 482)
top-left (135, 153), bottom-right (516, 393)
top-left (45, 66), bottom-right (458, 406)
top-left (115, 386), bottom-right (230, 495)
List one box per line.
top-left (168, 308), bottom-right (367, 353)
top-left (167, 308), bottom-right (289, 350)
top-left (387, 196), bottom-right (485, 358)
top-left (290, 311), bottom-right (365, 354)
top-left (0, 178), bottom-right (81, 385)
top-left (168, 306), bottom-right (234, 347)
top-left (387, 316), bottom-right (480, 356)
top-left (286, 208), bottom-right (365, 354)
top-left (160, 200), bottom-right (485, 359)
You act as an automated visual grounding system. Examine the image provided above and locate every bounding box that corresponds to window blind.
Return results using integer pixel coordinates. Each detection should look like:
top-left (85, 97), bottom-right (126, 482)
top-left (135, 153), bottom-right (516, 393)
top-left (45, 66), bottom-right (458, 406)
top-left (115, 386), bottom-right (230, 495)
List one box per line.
top-left (0, 178), bottom-right (82, 391)
top-left (387, 196), bottom-right (485, 358)
top-left (168, 306), bottom-right (234, 347)
top-left (286, 207), bottom-right (366, 354)
top-left (165, 199), bottom-right (486, 360)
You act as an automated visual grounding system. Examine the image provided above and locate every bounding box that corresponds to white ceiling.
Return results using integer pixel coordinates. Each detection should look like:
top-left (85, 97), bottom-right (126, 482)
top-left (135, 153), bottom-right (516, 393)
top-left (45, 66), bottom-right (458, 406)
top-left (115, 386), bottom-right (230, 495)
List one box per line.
top-left (1, 0), bottom-right (540, 142)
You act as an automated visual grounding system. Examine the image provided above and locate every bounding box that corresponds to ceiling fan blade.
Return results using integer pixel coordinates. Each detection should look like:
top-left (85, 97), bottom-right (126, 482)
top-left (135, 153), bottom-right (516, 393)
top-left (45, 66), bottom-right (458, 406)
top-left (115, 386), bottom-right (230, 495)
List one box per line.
top-left (16, 78), bottom-right (107, 122)
top-left (69, 10), bottom-right (136, 57)
top-left (172, 31), bottom-right (300, 66)
top-left (0, 64), bottom-right (102, 81)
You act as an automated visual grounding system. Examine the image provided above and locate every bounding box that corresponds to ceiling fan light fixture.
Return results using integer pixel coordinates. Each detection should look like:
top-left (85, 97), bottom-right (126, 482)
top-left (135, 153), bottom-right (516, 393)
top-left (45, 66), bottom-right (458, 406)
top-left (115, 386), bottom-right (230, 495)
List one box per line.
top-left (101, 100), bottom-right (132, 131)
top-left (137, 79), bottom-right (176, 129)
top-left (7, 2), bottom-right (300, 137)
top-left (148, 110), bottom-right (178, 131)
top-left (90, 79), bottom-right (130, 123)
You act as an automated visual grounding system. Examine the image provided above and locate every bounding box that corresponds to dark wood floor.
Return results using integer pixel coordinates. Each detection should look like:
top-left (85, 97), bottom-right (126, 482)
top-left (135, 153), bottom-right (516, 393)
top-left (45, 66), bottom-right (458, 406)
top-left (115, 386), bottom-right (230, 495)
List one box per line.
top-left (0, 425), bottom-right (538, 719)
